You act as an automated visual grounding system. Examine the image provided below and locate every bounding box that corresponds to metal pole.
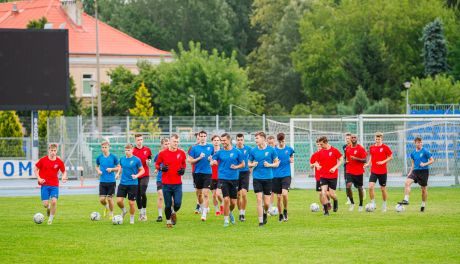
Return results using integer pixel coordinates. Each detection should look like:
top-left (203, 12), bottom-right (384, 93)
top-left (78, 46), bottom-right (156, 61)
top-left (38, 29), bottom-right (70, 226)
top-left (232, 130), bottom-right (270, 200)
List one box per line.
top-left (229, 104), bottom-right (232, 132)
top-left (95, 0), bottom-right (103, 135)
top-left (193, 96), bottom-right (196, 132)
top-left (262, 114), bottom-right (266, 132)
top-left (91, 82), bottom-right (95, 132)
top-left (169, 115), bottom-right (173, 137)
top-left (403, 114), bottom-right (408, 176)
top-left (445, 116), bottom-right (449, 175)
top-left (309, 114), bottom-right (313, 156)
top-left (406, 89), bottom-right (409, 114)
top-left (216, 115), bottom-right (219, 133)
top-left (126, 115), bottom-right (130, 143)
top-left (289, 118), bottom-right (295, 186)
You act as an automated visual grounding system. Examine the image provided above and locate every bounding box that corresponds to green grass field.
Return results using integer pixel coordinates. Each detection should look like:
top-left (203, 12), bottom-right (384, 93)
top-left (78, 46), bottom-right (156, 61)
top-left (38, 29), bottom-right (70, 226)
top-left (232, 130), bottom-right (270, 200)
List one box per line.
top-left (1, 188), bottom-right (460, 263)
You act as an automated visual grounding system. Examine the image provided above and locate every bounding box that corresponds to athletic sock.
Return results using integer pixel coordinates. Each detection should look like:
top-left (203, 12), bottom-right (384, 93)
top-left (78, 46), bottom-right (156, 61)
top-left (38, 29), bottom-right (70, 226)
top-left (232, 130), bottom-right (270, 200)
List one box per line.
top-left (105, 204), bottom-right (109, 209)
top-left (122, 208), bottom-right (127, 214)
top-left (215, 206), bottom-right (220, 212)
top-left (421, 201), bottom-right (426, 207)
top-left (49, 214), bottom-right (54, 221)
top-left (166, 219), bottom-right (172, 225)
top-left (258, 216), bottom-right (263, 223)
top-left (242, 210), bottom-right (246, 215)
top-left (323, 204), bottom-right (328, 213)
top-left (224, 216), bottom-right (229, 222)
top-left (158, 209), bottom-right (163, 217)
top-left (382, 201), bottom-right (386, 207)
top-left (404, 195), bottom-right (409, 202)
top-left (130, 214), bottom-right (135, 222)
top-left (371, 199), bottom-right (376, 206)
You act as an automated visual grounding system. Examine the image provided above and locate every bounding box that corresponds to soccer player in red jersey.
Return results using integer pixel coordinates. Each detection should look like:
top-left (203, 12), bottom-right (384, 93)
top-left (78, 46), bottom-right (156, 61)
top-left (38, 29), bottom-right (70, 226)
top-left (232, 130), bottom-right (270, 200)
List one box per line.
top-left (34, 143), bottom-right (67, 225)
top-left (310, 141), bottom-right (330, 208)
top-left (314, 136), bottom-right (343, 216)
top-left (364, 132), bottom-right (393, 212)
top-left (155, 134), bottom-right (187, 228)
top-left (210, 135), bottom-right (223, 216)
top-left (132, 134), bottom-right (153, 221)
top-left (153, 138), bottom-right (170, 222)
top-left (345, 134), bottom-right (367, 212)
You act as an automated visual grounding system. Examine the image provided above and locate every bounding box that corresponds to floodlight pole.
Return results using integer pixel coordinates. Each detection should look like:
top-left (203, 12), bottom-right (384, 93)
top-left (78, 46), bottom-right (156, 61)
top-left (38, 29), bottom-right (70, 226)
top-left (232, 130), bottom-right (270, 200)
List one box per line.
top-left (95, 0), bottom-right (103, 135)
top-left (190, 95), bottom-right (196, 132)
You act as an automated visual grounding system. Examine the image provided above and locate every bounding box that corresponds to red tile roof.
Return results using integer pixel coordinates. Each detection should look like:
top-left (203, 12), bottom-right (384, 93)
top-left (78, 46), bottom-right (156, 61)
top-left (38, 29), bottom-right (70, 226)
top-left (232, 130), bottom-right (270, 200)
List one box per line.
top-left (0, 0), bottom-right (171, 57)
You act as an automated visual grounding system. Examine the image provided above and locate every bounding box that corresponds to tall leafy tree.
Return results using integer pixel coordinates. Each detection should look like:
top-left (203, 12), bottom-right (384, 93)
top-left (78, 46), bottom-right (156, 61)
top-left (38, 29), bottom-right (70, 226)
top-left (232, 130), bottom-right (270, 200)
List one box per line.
top-left (129, 82), bottom-right (160, 133)
top-left (0, 111), bottom-right (24, 157)
top-left (421, 18), bottom-right (449, 77)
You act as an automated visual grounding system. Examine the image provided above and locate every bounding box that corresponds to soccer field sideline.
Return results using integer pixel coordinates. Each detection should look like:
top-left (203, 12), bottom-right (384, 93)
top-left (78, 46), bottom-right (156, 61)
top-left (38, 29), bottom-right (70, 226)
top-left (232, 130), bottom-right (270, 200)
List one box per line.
top-left (1, 188), bottom-right (459, 263)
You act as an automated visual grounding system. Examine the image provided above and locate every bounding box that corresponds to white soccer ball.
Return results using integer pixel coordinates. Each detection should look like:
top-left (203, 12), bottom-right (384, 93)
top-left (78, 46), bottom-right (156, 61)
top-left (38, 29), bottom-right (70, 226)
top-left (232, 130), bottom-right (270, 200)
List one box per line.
top-left (33, 213), bottom-right (45, 224)
top-left (365, 203), bottom-right (375, 212)
top-left (310, 203), bottom-right (320, 212)
top-left (269, 207), bottom-right (279, 216)
top-left (112, 215), bottom-right (123, 225)
top-left (90, 212), bottom-right (101, 221)
top-left (395, 204), bottom-right (405, 213)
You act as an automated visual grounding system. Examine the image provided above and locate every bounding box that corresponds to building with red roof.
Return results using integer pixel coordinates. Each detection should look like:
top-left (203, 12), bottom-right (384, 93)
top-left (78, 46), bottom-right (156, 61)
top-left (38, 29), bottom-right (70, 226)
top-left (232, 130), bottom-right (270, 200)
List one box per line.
top-left (0, 0), bottom-right (172, 98)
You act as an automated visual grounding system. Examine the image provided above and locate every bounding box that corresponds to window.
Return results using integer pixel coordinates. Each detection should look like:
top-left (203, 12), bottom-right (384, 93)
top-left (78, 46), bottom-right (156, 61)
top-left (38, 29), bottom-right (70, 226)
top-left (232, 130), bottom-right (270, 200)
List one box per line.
top-left (82, 74), bottom-right (93, 97)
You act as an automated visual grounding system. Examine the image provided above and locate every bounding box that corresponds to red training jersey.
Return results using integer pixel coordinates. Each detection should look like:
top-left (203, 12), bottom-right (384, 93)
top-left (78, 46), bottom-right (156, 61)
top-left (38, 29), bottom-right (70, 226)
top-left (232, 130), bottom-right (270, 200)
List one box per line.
top-left (318, 146), bottom-right (342, 179)
top-left (35, 156), bottom-right (65, 187)
top-left (211, 161), bottom-right (219, 180)
top-left (309, 151), bottom-right (321, 181)
top-left (369, 144), bottom-right (392, 174)
top-left (345, 144), bottom-right (367, 175)
top-left (133, 146), bottom-right (152, 178)
top-left (155, 148), bottom-right (187, 184)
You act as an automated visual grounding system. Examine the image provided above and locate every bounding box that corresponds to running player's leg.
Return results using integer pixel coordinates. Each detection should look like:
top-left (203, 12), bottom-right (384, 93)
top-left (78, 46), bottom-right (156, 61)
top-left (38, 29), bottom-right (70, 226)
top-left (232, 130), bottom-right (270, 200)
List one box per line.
top-left (420, 170), bottom-right (429, 212)
top-left (345, 174), bottom-right (354, 211)
top-left (421, 186), bottom-right (427, 212)
top-left (379, 174), bottom-right (388, 211)
top-left (320, 183), bottom-right (329, 215)
top-left (399, 176), bottom-right (414, 205)
top-left (157, 183), bottom-right (164, 222)
top-left (368, 173), bottom-right (377, 207)
top-left (163, 185), bottom-right (173, 227)
top-left (116, 185), bottom-right (128, 218)
top-left (262, 180), bottom-right (272, 224)
top-left (128, 186), bottom-right (137, 224)
top-left (171, 185), bottom-right (183, 225)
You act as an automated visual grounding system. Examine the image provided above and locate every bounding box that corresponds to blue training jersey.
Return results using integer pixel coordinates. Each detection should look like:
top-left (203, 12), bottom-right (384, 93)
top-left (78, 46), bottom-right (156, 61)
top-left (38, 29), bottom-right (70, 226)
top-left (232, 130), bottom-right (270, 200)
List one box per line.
top-left (236, 145), bottom-right (252, 172)
top-left (120, 156), bottom-right (142, 185)
top-left (96, 153), bottom-right (119, 183)
top-left (274, 146), bottom-right (295, 178)
top-left (189, 143), bottom-right (214, 174)
top-left (410, 148), bottom-right (432, 170)
top-left (212, 148), bottom-right (244, 180)
top-left (249, 145), bottom-right (278, 180)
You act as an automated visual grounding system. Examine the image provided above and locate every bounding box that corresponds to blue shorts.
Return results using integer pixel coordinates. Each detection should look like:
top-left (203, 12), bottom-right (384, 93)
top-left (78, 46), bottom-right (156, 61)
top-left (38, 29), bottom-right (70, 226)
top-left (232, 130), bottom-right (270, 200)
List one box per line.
top-left (41, 186), bottom-right (59, 201)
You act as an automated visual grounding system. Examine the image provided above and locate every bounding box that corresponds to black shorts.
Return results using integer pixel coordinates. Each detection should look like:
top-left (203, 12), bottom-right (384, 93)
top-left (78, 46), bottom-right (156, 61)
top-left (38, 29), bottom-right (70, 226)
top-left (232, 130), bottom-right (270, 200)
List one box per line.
top-left (369, 173), bottom-right (387, 186)
top-left (408, 170), bottom-right (429, 187)
top-left (138, 176), bottom-right (150, 186)
top-left (272, 176), bottom-right (291, 194)
top-left (193, 173), bottom-right (212, 189)
top-left (218, 179), bottom-right (239, 199)
top-left (238, 171), bottom-right (250, 191)
top-left (253, 179), bottom-right (272, 195)
top-left (116, 184), bottom-right (138, 201)
top-left (210, 179), bottom-right (219, 190)
top-left (99, 182), bottom-right (116, 196)
top-left (316, 180), bottom-right (321, 192)
top-left (345, 173), bottom-right (363, 188)
top-left (156, 181), bottom-right (162, 191)
top-left (320, 178), bottom-right (337, 190)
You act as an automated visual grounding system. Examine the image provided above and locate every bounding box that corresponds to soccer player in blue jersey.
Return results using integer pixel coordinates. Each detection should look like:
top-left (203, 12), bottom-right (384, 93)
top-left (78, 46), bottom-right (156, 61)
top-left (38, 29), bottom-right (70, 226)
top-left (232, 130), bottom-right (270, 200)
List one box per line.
top-left (211, 133), bottom-right (245, 227)
top-left (236, 133), bottom-right (252, 221)
top-left (267, 135), bottom-right (278, 215)
top-left (188, 130), bottom-right (214, 221)
top-left (248, 131), bottom-right (279, 226)
top-left (116, 143), bottom-right (144, 224)
top-left (210, 135), bottom-right (223, 216)
top-left (153, 138), bottom-right (170, 222)
top-left (273, 133), bottom-right (295, 222)
top-left (95, 141), bottom-right (120, 218)
top-left (398, 137), bottom-right (434, 212)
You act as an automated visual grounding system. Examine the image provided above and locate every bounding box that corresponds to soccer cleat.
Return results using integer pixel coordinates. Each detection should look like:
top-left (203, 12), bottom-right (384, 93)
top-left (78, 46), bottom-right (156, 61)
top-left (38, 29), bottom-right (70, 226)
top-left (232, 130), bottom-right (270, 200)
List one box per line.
top-left (263, 213), bottom-right (268, 225)
top-left (194, 204), bottom-right (200, 214)
top-left (345, 198), bottom-right (351, 205)
top-left (278, 214), bottom-right (284, 222)
top-left (324, 211), bottom-right (329, 216)
top-left (220, 205), bottom-right (224, 215)
top-left (327, 203), bottom-right (332, 211)
top-left (381, 205), bottom-right (387, 213)
top-left (421, 206), bottom-right (425, 212)
top-left (348, 204), bottom-right (355, 211)
top-left (224, 221), bottom-right (230, 227)
top-left (258, 223), bottom-right (264, 227)
top-left (333, 201), bottom-right (338, 212)
top-left (47, 220), bottom-right (53, 225)
top-left (108, 212), bottom-right (114, 219)
top-left (171, 213), bottom-right (177, 225)
top-left (229, 212), bottom-right (235, 224)
top-left (130, 219), bottom-right (134, 225)
top-left (201, 215), bottom-right (207, 222)
top-left (122, 209), bottom-right (128, 218)
top-left (166, 223), bottom-right (173, 228)
top-left (156, 216), bottom-right (163, 222)
top-left (358, 206), bottom-right (363, 212)
top-left (240, 215), bottom-right (246, 222)
top-left (215, 211), bottom-right (221, 216)
top-left (103, 208), bottom-right (108, 218)
top-left (283, 209), bottom-right (288, 222)
top-left (398, 200), bottom-right (409, 205)
top-left (47, 208), bottom-right (50, 217)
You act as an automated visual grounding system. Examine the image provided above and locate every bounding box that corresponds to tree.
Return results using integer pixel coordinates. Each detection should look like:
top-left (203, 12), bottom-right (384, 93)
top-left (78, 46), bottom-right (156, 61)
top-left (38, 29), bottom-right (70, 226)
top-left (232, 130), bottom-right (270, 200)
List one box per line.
top-left (0, 111), bottom-right (24, 157)
top-left (421, 18), bottom-right (449, 77)
top-left (26, 17), bottom-right (47, 29)
top-left (64, 76), bottom-right (83, 116)
top-left (129, 82), bottom-right (160, 133)
top-left (409, 74), bottom-right (460, 104)
top-left (352, 86), bottom-right (370, 114)
top-left (100, 66), bottom-right (137, 116)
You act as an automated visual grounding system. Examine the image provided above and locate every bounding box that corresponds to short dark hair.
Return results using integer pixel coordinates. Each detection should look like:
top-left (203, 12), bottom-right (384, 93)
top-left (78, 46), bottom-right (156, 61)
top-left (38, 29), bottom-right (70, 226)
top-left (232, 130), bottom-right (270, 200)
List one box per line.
top-left (125, 143), bottom-right (133, 149)
top-left (221, 133), bottom-right (231, 140)
top-left (255, 131), bottom-right (266, 138)
top-left (198, 130), bottom-right (207, 136)
top-left (414, 137), bottom-right (422, 142)
top-left (267, 135), bottom-right (275, 140)
top-left (211, 135), bottom-right (220, 141)
top-left (277, 133), bottom-right (285, 141)
top-left (134, 134), bottom-right (143, 138)
top-left (236, 133), bottom-right (244, 138)
top-left (345, 132), bottom-right (351, 137)
top-left (160, 138), bottom-right (169, 145)
top-left (171, 134), bottom-right (179, 140)
top-left (318, 136), bottom-right (328, 143)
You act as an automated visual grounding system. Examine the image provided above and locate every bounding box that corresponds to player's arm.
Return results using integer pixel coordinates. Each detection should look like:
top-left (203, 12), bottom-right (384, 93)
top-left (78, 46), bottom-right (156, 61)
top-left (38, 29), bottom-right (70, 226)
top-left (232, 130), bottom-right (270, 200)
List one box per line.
top-left (116, 167), bottom-right (121, 180)
top-left (363, 156), bottom-right (371, 168)
top-left (132, 166), bottom-right (145, 179)
top-left (330, 156), bottom-right (343, 173)
top-left (34, 166), bottom-right (45, 184)
top-left (351, 156), bottom-right (367, 163)
top-left (61, 170), bottom-right (68, 183)
top-left (407, 159), bottom-right (414, 176)
top-left (231, 160), bottom-right (245, 170)
top-left (290, 154), bottom-right (294, 163)
top-left (187, 154), bottom-right (204, 164)
top-left (421, 157), bottom-right (434, 167)
top-left (95, 165), bottom-right (102, 175)
top-left (377, 154), bottom-right (393, 165)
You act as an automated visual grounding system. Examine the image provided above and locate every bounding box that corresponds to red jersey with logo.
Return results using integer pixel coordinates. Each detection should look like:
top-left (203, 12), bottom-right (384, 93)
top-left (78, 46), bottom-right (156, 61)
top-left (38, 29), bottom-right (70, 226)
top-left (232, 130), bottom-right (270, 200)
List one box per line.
top-left (345, 144), bottom-right (367, 175)
top-left (369, 144), bottom-right (392, 174)
top-left (155, 148), bottom-right (187, 184)
top-left (211, 161), bottom-right (219, 180)
top-left (309, 151), bottom-right (321, 181)
top-left (133, 146), bottom-right (152, 178)
top-left (318, 146), bottom-right (342, 179)
top-left (35, 156), bottom-right (65, 187)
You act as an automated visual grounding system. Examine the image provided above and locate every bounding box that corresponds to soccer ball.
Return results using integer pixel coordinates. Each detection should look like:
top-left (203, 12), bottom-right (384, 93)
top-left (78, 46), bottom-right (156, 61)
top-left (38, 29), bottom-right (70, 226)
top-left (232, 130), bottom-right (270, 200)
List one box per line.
top-left (33, 213), bottom-right (45, 224)
top-left (395, 204), bottom-right (405, 213)
top-left (90, 212), bottom-right (101, 221)
top-left (365, 203), bottom-right (375, 212)
top-left (268, 207), bottom-right (279, 216)
top-left (310, 203), bottom-right (320, 212)
top-left (112, 215), bottom-right (123, 225)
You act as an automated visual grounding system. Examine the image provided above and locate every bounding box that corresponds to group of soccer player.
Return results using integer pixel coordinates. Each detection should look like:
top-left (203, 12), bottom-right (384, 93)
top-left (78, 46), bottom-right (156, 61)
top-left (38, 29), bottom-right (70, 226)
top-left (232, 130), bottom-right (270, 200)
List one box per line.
top-left (34, 130), bottom-right (434, 226)
top-left (310, 132), bottom-right (434, 215)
